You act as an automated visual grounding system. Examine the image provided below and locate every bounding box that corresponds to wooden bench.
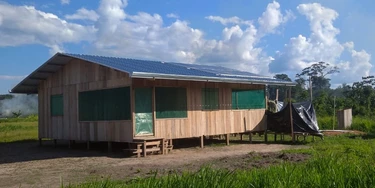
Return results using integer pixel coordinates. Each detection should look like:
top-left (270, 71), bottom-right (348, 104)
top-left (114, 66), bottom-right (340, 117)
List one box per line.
top-left (124, 138), bottom-right (173, 158)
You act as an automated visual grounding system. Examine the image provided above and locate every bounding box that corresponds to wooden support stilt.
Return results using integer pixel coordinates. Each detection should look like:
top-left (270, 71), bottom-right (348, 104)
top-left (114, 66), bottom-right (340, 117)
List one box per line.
top-left (68, 140), bottom-right (72, 149)
top-left (249, 132), bottom-right (253, 144)
top-left (200, 136), bottom-right (204, 148)
top-left (161, 139), bottom-right (165, 155)
top-left (87, 141), bottom-right (90, 150)
top-left (54, 139), bottom-right (57, 148)
top-left (39, 138), bottom-right (42, 146)
top-left (265, 131), bottom-right (268, 143)
top-left (274, 133), bottom-right (277, 142)
top-left (240, 134), bottom-right (243, 141)
top-left (108, 141), bottom-right (112, 153)
top-left (289, 88), bottom-right (295, 143)
top-left (143, 141), bottom-right (147, 157)
top-left (226, 133), bottom-right (230, 146)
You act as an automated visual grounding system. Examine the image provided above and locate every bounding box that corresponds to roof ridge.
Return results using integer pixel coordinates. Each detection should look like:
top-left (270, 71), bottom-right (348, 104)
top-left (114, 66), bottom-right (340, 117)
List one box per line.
top-left (62, 53), bottom-right (165, 63)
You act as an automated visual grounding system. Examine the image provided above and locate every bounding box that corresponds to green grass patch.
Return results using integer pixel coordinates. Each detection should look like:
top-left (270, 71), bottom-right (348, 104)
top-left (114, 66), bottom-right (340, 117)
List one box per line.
top-left (69, 135), bottom-right (375, 188)
top-left (0, 121), bottom-right (38, 142)
top-left (0, 114), bottom-right (38, 123)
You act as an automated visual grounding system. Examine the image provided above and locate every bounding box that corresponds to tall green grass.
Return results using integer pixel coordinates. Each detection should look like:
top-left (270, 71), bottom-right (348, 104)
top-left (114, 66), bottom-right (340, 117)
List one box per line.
top-left (0, 121), bottom-right (38, 142)
top-left (70, 135), bottom-right (375, 188)
top-left (0, 114), bottom-right (38, 123)
top-left (318, 115), bottom-right (375, 133)
top-left (350, 117), bottom-right (375, 133)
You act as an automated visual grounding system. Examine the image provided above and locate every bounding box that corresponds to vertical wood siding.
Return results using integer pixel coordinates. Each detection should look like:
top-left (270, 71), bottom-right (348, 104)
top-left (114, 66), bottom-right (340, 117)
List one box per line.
top-left (132, 79), bottom-right (267, 139)
top-left (38, 59), bottom-right (133, 142)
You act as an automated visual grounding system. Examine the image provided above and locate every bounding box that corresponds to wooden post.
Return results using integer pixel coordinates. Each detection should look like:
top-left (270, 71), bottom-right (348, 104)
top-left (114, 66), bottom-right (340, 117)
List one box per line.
top-left (200, 136), bottom-right (204, 148)
top-left (87, 141), bottom-right (90, 150)
top-left (108, 141), bottom-right (112, 152)
top-left (265, 130), bottom-right (268, 143)
top-left (143, 141), bottom-right (147, 157)
top-left (240, 134), bottom-right (243, 141)
top-left (39, 138), bottom-right (42, 146)
top-left (249, 132), bottom-right (253, 144)
top-left (226, 133), bottom-right (230, 145)
top-left (274, 133), bottom-right (277, 142)
top-left (68, 140), bottom-right (72, 149)
top-left (137, 144), bottom-right (141, 158)
top-left (54, 139), bottom-right (57, 148)
top-left (289, 88), bottom-right (295, 143)
top-left (161, 139), bottom-right (165, 155)
top-left (275, 89), bottom-right (279, 102)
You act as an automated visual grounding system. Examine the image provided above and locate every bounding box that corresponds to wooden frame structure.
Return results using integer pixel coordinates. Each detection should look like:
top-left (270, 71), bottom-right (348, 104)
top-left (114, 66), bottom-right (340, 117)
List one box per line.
top-left (11, 53), bottom-right (295, 156)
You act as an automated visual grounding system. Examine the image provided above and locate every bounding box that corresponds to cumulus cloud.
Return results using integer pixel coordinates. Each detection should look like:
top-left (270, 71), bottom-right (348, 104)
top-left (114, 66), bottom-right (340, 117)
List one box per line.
top-left (4, 0), bottom-right (367, 82)
top-left (205, 16), bottom-right (252, 26)
top-left (0, 2), bottom-right (96, 54)
top-left (271, 3), bottom-right (371, 84)
top-left (258, 1), bottom-right (294, 34)
top-left (166, 13), bottom-right (179, 19)
top-left (65, 8), bottom-right (99, 21)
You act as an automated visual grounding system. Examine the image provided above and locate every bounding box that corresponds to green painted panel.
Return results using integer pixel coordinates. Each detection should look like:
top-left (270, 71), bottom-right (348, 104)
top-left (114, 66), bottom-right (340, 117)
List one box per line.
top-left (51, 94), bottom-right (63, 116)
top-left (155, 87), bottom-right (187, 118)
top-left (202, 88), bottom-right (219, 110)
top-left (232, 89), bottom-right (265, 109)
top-left (135, 88), bottom-right (153, 135)
top-left (79, 87), bottom-right (131, 121)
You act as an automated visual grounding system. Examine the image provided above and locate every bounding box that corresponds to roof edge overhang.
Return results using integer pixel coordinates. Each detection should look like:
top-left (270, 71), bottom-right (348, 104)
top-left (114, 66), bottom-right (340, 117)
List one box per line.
top-left (9, 53), bottom-right (66, 94)
top-left (132, 72), bottom-right (296, 86)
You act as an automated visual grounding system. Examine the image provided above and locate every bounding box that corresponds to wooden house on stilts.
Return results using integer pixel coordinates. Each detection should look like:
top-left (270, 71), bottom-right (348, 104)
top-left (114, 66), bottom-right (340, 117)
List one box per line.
top-left (10, 53), bottom-right (295, 157)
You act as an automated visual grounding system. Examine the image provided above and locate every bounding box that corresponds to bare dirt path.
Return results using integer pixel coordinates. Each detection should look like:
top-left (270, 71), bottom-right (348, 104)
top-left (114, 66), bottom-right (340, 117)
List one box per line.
top-left (0, 140), bottom-right (308, 188)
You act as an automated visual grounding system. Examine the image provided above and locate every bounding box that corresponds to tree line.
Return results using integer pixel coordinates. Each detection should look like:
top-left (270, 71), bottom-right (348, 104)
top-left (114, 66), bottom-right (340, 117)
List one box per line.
top-left (269, 62), bottom-right (373, 117)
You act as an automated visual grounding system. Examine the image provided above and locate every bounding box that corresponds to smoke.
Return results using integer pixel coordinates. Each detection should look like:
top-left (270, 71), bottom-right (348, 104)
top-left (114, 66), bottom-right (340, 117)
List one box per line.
top-left (0, 94), bottom-right (38, 117)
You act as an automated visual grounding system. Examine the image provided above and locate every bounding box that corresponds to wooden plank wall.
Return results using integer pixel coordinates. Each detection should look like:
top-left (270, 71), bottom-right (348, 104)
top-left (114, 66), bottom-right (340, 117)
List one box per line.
top-left (133, 79), bottom-right (267, 140)
top-left (38, 59), bottom-right (133, 142)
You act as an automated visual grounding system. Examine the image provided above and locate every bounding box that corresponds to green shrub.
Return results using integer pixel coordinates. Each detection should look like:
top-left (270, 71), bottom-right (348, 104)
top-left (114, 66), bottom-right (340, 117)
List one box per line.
top-left (350, 117), bottom-right (375, 134)
top-left (317, 116), bottom-right (337, 130)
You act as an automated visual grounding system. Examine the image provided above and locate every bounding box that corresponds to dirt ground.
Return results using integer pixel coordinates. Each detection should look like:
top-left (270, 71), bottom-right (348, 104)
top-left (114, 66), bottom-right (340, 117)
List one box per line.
top-left (0, 139), bottom-right (308, 188)
top-left (321, 130), bottom-right (366, 136)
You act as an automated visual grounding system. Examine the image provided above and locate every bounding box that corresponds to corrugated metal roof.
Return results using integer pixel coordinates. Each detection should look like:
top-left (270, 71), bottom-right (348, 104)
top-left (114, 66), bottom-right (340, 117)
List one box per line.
top-left (10, 53), bottom-right (295, 94)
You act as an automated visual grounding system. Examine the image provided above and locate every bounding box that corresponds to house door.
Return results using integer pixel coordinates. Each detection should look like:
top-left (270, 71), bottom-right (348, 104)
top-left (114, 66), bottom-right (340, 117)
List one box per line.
top-left (135, 88), bottom-right (153, 136)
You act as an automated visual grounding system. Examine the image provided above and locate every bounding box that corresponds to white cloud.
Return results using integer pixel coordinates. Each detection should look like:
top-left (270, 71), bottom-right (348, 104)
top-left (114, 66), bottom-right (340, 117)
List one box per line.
top-left (166, 13), bottom-right (179, 19)
top-left (65, 8), bottom-right (99, 21)
top-left (258, 1), bottom-right (294, 34)
top-left (0, 75), bottom-right (26, 80)
top-left (205, 16), bottom-right (252, 26)
top-left (271, 3), bottom-right (371, 84)
top-left (0, 2), bottom-right (96, 54)
top-left (61, 0), bottom-right (70, 5)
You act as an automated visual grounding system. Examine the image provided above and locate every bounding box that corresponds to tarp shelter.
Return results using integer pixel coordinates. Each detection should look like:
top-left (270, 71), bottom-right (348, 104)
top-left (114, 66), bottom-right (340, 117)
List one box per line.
top-left (267, 101), bottom-right (323, 136)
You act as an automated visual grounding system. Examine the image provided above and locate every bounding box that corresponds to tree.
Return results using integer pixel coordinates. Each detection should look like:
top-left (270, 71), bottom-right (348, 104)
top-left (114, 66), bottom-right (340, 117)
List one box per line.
top-left (296, 61), bottom-right (339, 97)
top-left (268, 74), bottom-right (292, 102)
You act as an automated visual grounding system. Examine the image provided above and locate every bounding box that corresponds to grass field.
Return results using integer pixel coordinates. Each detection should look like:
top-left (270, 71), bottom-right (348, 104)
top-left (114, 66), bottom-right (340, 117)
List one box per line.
top-left (69, 134), bottom-right (375, 188)
top-left (0, 116), bottom-right (38, 142)
top-left (1, 116), bottom-right (375, 187)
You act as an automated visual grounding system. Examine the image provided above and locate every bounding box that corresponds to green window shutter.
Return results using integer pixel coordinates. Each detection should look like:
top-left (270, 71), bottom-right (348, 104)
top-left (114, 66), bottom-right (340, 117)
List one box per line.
top-left (202, 88), bottom-right (219, 110)
top-left (79, 87), bottom-right (131, 121)
top-left (51, 94), bottom-right (63, 116)
top-left (155, 87), bottom-right (187, 118)
top-left (231, 89), bottom-right (265, 109)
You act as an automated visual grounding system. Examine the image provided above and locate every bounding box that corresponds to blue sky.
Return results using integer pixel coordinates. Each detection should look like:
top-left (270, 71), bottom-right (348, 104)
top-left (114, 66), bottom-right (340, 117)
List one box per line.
top-left (0, 0), bottom-right (374, 94)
